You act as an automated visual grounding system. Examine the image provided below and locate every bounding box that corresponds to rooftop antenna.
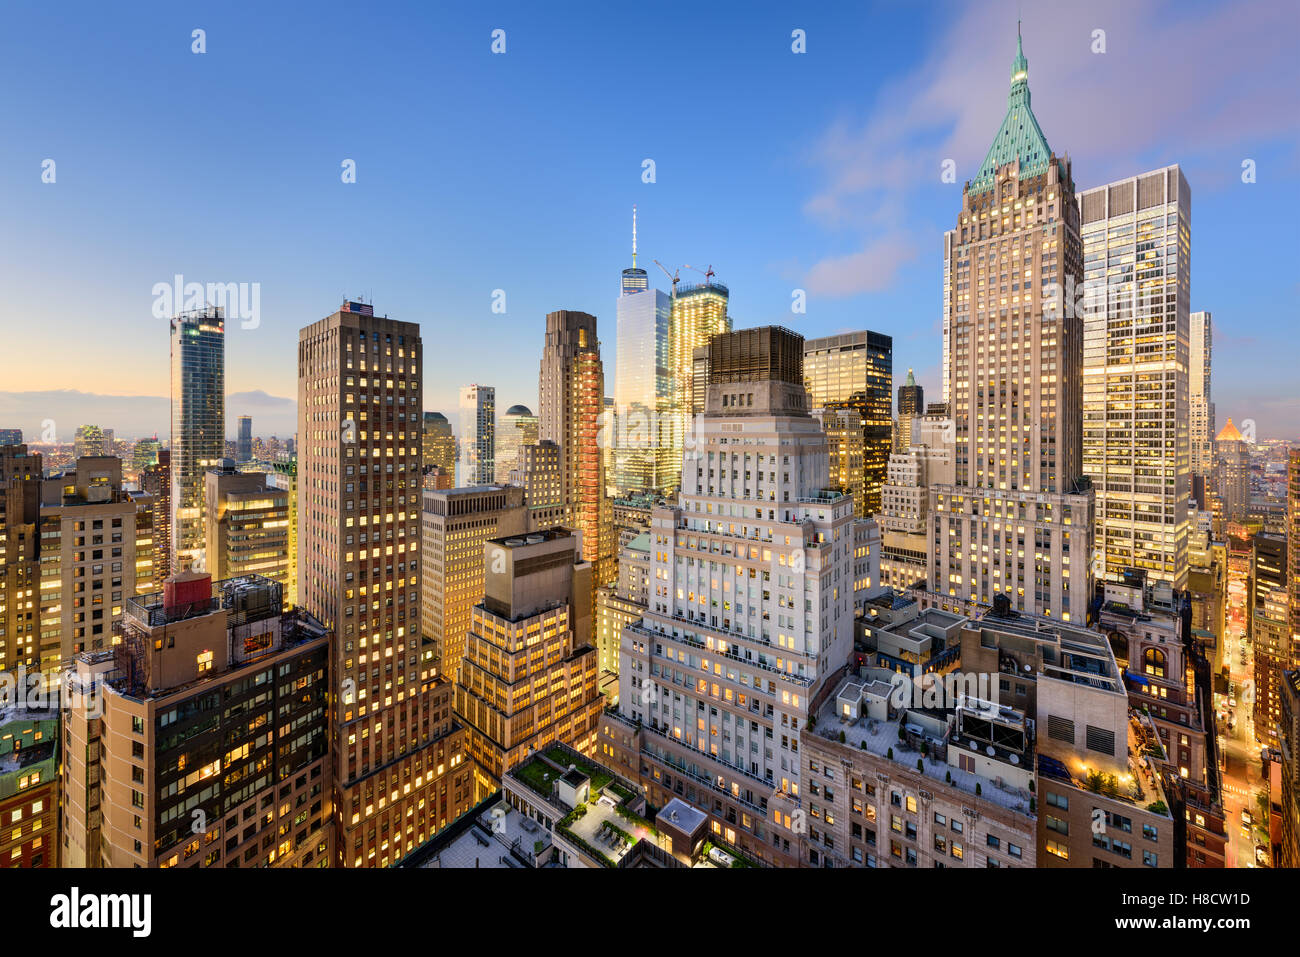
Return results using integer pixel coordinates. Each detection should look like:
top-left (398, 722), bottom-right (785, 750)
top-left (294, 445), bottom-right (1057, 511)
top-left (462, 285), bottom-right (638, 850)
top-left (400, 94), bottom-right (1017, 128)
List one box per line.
top-left (631, 205), bottom-right (637, 269)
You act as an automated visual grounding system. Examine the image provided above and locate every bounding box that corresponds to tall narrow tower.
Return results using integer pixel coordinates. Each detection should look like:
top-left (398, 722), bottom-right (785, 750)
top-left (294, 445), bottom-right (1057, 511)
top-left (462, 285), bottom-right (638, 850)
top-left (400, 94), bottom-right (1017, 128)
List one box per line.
top-left (1079, 166), bottom-right (1191, 589)
top-left (613, 207), bottom-right (673, 494)
top-left (170, 307), bottom-right (225, 571)
top-left (297, 300), bottom-right (473, 867)
top-left (539, 310), bottom-right (614, 589)
top-left (928, 24), bottom-right (1094, 622)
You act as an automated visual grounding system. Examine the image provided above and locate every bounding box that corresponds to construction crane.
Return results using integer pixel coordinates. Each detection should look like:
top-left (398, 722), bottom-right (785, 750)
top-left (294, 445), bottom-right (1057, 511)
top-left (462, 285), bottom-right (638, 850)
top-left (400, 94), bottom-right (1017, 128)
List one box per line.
top-left (653, 259), bottom-right (680, 299)
top-left (682, 263), bottom-right (716, 285)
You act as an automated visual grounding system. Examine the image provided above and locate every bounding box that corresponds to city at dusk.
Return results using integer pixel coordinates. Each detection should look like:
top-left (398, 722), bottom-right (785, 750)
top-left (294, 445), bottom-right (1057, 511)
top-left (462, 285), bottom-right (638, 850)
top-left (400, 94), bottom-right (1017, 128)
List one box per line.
top-left (0, 0), bottom-right (1295, 939)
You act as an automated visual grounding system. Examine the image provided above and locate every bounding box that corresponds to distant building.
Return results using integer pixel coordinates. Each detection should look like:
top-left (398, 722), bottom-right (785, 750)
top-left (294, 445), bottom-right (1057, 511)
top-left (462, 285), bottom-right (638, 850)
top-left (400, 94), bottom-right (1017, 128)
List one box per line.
top-left (804, 331), bottom-right (893, 515)
top-left (1215, 418), bottom-right (1250, 525)
top-left (894, 368), bottom-right (923, 453)
top-left (236, 415), bottom-right (253, 463)
top-left (170, 307), bottom-right (225, 571)
top-left (421, 411), bottom-right (456, 475)
top-left (458, 385), bottom-right (495, 486)
top-left (1190, 311), bottom-right (1215, 499)
top-left (494, 404), bottom-right (537, 485)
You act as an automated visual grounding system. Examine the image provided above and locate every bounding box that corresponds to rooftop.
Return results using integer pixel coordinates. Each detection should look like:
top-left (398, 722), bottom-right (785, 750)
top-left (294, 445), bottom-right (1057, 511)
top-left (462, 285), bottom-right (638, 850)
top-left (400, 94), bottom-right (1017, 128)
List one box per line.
top-left (811, 676), bottom-right (1034, 815)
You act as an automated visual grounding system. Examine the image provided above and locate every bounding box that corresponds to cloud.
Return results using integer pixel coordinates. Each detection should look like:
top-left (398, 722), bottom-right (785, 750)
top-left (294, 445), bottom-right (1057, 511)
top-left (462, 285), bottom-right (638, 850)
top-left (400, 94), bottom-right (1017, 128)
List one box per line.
top-left (804, 236), bottom-right (920, 297)
top-left (800, 0), bottom-right (1299, 291)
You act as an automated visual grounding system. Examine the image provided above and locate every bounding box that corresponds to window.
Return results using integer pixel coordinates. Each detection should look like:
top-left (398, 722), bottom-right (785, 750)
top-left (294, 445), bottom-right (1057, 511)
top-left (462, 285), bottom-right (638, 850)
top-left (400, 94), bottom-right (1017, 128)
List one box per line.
top-left (1046, 839), bottom-right (1069, 861)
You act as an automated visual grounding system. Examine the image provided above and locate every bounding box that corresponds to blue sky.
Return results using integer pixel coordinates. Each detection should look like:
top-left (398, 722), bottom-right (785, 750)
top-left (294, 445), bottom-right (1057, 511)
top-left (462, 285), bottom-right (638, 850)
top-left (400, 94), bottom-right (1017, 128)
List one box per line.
top-left (1, 0), bottom-right (1296, 440)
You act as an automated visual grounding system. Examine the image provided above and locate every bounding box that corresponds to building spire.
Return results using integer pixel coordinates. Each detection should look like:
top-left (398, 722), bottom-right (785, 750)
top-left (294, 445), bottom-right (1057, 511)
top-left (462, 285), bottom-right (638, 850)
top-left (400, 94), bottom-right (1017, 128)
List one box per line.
top-left (631, 204), bottom-right (638, 269)
top-left (1011, 20), bottom-right (1028, 85)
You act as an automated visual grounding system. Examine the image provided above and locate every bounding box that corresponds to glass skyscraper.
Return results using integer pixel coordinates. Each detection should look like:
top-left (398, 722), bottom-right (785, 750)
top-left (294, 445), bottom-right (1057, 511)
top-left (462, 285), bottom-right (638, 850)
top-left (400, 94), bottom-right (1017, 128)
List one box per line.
top-left (803, 330), bottom-right (893, 514)
top-left (613, 264), bottom-right (671, 494)
top-left (1078, 166), bottom-right (1191, 589)
top-left (169, 306), bottom-right (225, 571)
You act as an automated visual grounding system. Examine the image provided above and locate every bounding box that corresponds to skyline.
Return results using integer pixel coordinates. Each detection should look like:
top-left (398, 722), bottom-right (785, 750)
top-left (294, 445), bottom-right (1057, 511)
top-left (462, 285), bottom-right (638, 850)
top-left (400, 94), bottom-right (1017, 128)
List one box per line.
top-left (2, 0), bottom-right (1298, 439)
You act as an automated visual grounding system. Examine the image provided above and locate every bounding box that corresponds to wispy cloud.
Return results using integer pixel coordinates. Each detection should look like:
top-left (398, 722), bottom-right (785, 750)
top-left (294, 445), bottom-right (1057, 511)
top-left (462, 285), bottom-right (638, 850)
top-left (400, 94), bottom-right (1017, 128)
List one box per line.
top-left (800, 0), bottom-right (1300, 295)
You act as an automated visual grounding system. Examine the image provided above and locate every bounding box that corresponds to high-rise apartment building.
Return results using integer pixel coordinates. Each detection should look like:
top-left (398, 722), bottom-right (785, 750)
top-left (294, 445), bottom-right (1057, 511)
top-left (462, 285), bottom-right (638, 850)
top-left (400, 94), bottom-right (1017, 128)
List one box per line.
top-left (140, 449), bottom-right (172, 588)
top-left (62, 572), bottom-right (330, 868)
top-left (203, 463), bottom-right (291, 592)
top-left (458, 385), bottom-right (495, 487)
top-left (804, 331), bottom-right (893, 515)
top-left (613, 213), bottom-right (674, 495)
top-left (1079, 166), bottom-right (1191, 589)
top-left (297, 300), bottom-right (473, 867)
top-left (170, 307), bottom-right (225, 571)
top-left (928, 28), bottom-right (1094, 623)
top-left (1190, 311), bottom-right (1215, 496)
top-left (494, 404), bottom-right (538, 485)
top-left (420, 485), bottom-right (526, 681)
top-left (894, 368), bottom-right (923, 453)
top-left (37, 455), bottom-right (155, 672)
top-left (0, 445), bottom-right (42, 675)
top-left (453, 528), bottom-right (602, 794)
top-left (236, 415), bottom-right (253, 463)
top-left (666, 282), bottom-right (731, 490)
top-left (1215, 418), bottom-right (1250, 525)
top-left (606, 326), bottom-right (856, 867)
top-left (538, 310), bottom-right (614, 590)
top-left (421, 411), bottom-right (457, 476)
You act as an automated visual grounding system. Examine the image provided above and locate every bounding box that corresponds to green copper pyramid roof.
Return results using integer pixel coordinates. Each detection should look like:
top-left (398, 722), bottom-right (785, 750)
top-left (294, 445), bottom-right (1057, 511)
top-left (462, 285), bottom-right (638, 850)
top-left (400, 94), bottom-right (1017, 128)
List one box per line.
top-left (970, 24), bottom-right (1052, 194)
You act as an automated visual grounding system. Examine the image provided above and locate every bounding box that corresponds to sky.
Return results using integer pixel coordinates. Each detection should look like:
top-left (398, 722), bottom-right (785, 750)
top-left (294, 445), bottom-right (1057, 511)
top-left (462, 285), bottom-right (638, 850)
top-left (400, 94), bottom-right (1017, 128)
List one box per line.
top-left (0, 0), bottom-right (1297, 441)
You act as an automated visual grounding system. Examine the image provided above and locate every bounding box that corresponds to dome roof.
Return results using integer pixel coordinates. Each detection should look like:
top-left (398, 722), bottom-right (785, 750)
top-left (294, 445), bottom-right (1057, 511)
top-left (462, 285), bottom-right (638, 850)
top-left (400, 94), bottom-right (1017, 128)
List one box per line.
top-left (505, 405), bottom-right (533, 417)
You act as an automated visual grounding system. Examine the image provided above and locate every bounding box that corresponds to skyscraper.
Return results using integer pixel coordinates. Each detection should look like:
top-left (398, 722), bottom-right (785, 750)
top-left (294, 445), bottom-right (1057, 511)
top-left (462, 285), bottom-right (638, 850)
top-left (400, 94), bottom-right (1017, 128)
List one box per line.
top-left (170, 307), bottom-right (225, 571)
top-left (420, 485), bottom-right (526, 681)
top-left (613, 208), bottom-right (673, 494)
top-left (666, 280), bottom-right (730, 490)
top-left (803, 331), bottom-right (893, 514)
top-left (494, 404), bottom-right (538, 485)
top-left (140, 449), bottom-right (172, 588)
top-left (607, 326), bottom-right (856, 867)
top-left (458, 384), bottom-right (495, 486)
top-left (1190, 310), bottom-right (1215, 498)
top-left (927, 26), bottom-right (1094, 623)
top-left (297, 300), bottom-right (473, 867)
top-left (421, 410), bottom-right (456, 475)
top-left (269, 457), bottom-right (298, 607)
top-left (1079, 166), bottom-right (1191, 589)
top-left (539, 310), bottom-right (614, 589)
top-left (37, 455), bottom-right (154, 670)
top-left (895, 368), bottom-right (923, 453)
top-left (237, 414), bottom-right (253, 463)
top-left (1215, 418), bottom-right (1250, 525)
